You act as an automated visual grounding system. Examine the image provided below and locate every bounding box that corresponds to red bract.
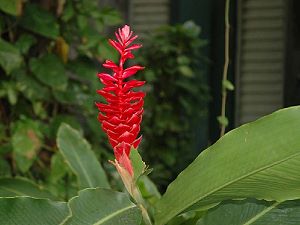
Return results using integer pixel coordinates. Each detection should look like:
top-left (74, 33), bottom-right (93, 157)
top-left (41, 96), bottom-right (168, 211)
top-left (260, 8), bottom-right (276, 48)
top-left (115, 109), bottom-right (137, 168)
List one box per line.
top-left (96, 25), bottom-right (145, 175)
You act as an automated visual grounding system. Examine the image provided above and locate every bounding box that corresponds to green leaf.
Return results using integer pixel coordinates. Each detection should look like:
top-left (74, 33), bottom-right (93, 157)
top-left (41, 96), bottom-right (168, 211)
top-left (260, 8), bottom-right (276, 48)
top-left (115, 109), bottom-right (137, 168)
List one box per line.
top-left (15, 34), bottom-right (37, 54)
top-left (62, 188), bottom-right (141, 225)
top-left (49, 153), bottom-right (69, 183)
top-left (57, 123), bottom-right (110, 189)
top-left (97, 39), bottom-right (119, 62)
top-left (217, 115), bottom-right (228, 126)
top-left (0, 0), bottom-right (21, 16)
top-left (11, 119), bottom-right (43, 173)
top-left (16, 70), bottom-right (50, 101)
top-left (0, 177), bottom-right (55, 199)
top-left (155, 106), bottom-right (300, 225)
top-left (30, 54), bottom-right (67, 90)
top-left (222, 79), bottom-right (234, 91)
top-left (178, 65), bottom-right (194, 77)
top-left (0, 38), bottom-right (23, 75)
top-left (0, 197), bottom-right (69, 224)
top-left (49, 115), bottom-right (81, 140)
top-left (130, 148), bottom-right (146, 181)
top-left (138, 176), bottom-right (161, 205)
top-left (0, 159), bottom-right (10, 176)
top-left (197, 199), bottom-right (300, 225)
top-left (20, 3), bottom-right (59, 39)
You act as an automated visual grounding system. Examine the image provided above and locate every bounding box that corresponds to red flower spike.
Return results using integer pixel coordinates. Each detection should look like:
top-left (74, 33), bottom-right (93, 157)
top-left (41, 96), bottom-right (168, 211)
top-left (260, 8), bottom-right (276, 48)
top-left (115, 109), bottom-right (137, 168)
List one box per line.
top-left (96, 25), bottom-right (145, 176)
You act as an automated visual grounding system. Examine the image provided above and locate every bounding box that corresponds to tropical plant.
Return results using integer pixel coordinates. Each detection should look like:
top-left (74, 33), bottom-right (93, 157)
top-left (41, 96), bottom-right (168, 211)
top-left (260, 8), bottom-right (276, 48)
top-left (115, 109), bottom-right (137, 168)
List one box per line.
top-left (137, 21), bottom-right (209, 188)
top-left (0, 0), bottom-right (122, 197)
top-left (1, 23), bottom-right (300, 225)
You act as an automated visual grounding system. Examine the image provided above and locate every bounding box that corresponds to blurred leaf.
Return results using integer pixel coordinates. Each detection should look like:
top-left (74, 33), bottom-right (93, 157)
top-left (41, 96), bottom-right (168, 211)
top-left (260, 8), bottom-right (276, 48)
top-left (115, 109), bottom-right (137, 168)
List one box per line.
top-left (0, 143), bottom-right (11, 155)
top-left (217, 116), bottom-right (228, 127)
top-left (57, 123), bottom-right (110, 189)
top-left (61, 1), bottom-right (74, 22)
top-left (0, 159), bottom-right (10, 176)
top-left (0, 38), bottom-right (23, 75)
top-left (0, 124), bottom-right (5, 141)
top-left (223, 79), bottom-right (234, 91)
top-left (20, 3), bottom-right (59, 39)
top-left (5, 81), bottom-right (18, 105)
top-left (100, 7), bottom-right (123, 26)
top-left (56, 0), bottom-right (66, 16)
top-left (63, 188), bottom-right (141, 225)
top-left (0, 0), bottom-right (22, 16)
top-left (177, 56), bottom-right (190, 65)
top-left (49, 153), bottom-right (69, 183)
top-left (32, 101), bottom-right (47, 119)
top-left (77, 15), bottom-right (88, 31)
top-left (0, 197), bottom-right (69, 224)
top-left (144, 70), bottom-right (156, 82)
top-left (183, 20), bottom-right (201, 37)
top-left (197, 199), bottom-right (300, 225)
top-left (16, 70), bottom-right (50, 101)
top-left (15, 34), bottom-right (36, 55)
top-left (49, 115), bottom-right (81, 140)
top-left (0, 177), bottom-right (55, 199)
top-left (178, 65), bottom-right (194, 77)
top-left (55, 37), bottom-right (69, 63)
top-left (11, 119), bottom-right (43, 173)
top-left (30, 54), bottom-right (67, 90)
top-left (68, 58), bottom-right (97, 84)
top-left (53, 89), bottom-right (76, 104)
top-left (97, 39), bottom-right (118, 62)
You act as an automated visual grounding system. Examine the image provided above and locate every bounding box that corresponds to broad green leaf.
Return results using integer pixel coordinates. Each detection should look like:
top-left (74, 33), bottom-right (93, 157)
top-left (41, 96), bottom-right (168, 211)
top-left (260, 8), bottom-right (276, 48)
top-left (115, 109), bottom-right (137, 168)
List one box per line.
top-left (57, 124), bottom-right (110, 189)
top-left (30, 54), bottom-right (67, 90)
top-left (155, 106), bottom-right (300, 225)
top-left (0, 197), bottom-right (68, 224)
top-left (0, 38), bottom-right (23, 75)
top-left (0, 177), bottom-right (54, 199)
top-left (11, 119), bottom-right (43, 173)
top-left (62, 188), bottom-right (141, 225)
top-left (0, 0), bottom-right (21, 16)
top-left (20, 3), bottom-right (59, 39)
top-left (197, 199), bottom-right (300, 225)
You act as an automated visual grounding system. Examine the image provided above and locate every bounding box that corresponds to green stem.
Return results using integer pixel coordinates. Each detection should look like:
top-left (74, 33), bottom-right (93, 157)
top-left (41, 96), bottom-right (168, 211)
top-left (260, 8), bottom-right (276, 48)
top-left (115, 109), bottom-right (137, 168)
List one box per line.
top-left (131, 183), bottom-right (153, 225)
top-left (220, 0), bottom-right (230, 137)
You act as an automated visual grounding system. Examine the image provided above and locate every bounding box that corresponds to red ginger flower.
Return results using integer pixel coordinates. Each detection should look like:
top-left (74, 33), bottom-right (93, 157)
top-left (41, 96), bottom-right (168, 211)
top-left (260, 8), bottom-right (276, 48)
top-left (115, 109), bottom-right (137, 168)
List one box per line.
top-left (96, 25), bottom-right (145, 176)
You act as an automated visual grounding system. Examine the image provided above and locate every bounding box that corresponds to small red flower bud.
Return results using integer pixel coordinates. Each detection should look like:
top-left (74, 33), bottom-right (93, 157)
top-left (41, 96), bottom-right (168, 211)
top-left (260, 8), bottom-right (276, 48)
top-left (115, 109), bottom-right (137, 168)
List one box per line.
top-left (96, 25), bottom-right (145, 176)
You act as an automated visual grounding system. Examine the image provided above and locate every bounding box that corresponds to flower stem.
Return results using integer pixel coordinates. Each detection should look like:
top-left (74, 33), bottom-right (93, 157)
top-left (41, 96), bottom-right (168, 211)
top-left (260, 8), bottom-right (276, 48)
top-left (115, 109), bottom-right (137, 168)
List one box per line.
top-left (131, 183), bottom-right (153, 225)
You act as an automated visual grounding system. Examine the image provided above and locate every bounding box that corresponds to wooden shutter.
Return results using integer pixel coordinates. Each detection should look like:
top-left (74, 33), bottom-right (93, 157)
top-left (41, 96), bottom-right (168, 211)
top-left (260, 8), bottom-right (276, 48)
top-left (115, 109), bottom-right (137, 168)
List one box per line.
top-left (129, 0), bottom-right (170, 37)
top-left (235, 0), bottom-right (286, 125)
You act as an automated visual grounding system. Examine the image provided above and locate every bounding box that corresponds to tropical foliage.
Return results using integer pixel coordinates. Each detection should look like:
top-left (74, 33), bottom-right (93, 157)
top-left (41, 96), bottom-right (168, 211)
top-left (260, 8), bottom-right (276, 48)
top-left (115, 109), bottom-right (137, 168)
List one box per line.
top-left (1, 1), bottom-right (300, 225)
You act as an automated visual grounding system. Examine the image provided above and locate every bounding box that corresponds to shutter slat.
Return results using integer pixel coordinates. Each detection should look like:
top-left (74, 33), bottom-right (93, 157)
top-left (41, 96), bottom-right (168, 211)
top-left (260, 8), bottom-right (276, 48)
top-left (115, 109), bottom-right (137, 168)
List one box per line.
top-left (129, 0), bottom-right (169, 37)
top-left (237, 0), bottom-right (285, 124)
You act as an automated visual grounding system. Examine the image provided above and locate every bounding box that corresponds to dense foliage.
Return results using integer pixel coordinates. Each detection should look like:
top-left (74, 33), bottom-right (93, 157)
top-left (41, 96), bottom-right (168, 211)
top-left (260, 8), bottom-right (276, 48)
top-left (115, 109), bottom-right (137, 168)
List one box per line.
top-left (138, 22), bottom-right (209, 187)
top-left (0, 0), bottom-right (122, 198)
